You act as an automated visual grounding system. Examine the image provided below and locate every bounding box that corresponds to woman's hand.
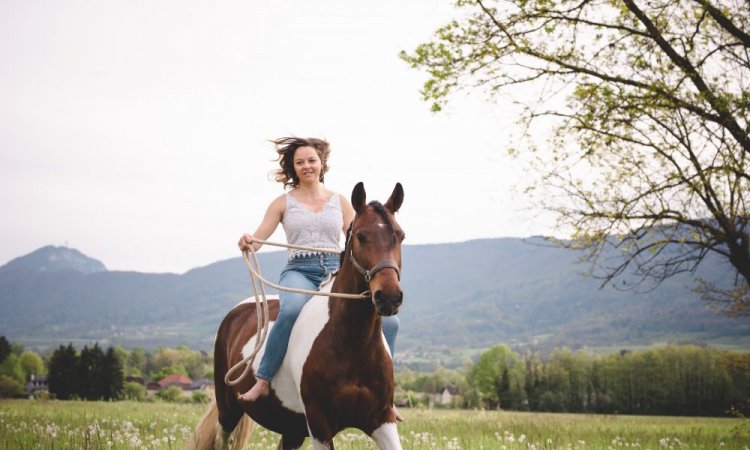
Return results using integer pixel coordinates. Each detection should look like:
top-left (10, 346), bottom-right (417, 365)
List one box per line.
top-left (238, 233), bottom-right (255, 251)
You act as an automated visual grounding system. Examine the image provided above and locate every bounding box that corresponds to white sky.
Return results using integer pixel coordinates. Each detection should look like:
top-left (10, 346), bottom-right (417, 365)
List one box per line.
top-left (0, 0), bottom-right (557, 274)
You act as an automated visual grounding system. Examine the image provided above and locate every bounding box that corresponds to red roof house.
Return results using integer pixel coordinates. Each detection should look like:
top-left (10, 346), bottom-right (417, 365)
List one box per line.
top-left (158, 374), bottom-right (193, 389)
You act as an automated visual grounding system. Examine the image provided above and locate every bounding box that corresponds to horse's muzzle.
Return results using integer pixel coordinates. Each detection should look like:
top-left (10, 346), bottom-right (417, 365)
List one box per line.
top-left (373, 289), bottom-right (402, 316)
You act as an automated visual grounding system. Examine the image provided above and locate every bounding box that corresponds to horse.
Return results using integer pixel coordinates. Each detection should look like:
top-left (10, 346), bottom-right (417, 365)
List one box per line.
top-left (185, 182), bottom-right (405, 450)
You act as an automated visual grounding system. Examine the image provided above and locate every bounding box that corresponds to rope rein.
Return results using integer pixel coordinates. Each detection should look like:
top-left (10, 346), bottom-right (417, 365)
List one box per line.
top-left (224, 238), bottom-right (370, 386)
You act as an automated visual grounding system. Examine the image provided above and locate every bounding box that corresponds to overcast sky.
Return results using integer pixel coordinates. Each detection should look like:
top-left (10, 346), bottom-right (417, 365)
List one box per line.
top-left (0, 0), bottom-right (556, 273)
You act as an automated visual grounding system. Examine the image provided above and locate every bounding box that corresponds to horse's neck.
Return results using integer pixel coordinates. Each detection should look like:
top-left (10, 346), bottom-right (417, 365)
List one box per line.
top-left (329, 265), bottom-right (382, 348)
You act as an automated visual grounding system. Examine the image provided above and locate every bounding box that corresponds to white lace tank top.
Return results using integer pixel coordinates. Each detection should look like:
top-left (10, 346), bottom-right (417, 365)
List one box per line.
top-left (282, 192), bottom-right (343, 260)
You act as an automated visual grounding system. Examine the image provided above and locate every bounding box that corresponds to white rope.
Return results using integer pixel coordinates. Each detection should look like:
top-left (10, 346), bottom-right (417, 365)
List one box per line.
top-left (224, 238), bottom-right (370, 387)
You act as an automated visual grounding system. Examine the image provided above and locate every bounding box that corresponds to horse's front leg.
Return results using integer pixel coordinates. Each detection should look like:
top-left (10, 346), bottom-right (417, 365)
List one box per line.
top-left (371, 422), bottom-right (403, 450)
top-left (304, 408), bottom-right (336, 450)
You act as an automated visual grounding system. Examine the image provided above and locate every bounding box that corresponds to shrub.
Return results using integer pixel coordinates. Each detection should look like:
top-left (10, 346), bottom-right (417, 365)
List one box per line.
top-left (123, 381), bottom-right (147, 401)
top-left (156, 385), bottom-right (184, 402)
top-left (191, 390), bottom-right (209, 404)
top-left (0, 374), bottom-right (25, 398)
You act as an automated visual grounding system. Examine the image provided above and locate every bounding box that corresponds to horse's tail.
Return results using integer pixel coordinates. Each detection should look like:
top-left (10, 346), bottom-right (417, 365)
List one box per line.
top-left (229, 413), bottom-right (254, 450)
top-left (182, 399), bottom-right (254, 450)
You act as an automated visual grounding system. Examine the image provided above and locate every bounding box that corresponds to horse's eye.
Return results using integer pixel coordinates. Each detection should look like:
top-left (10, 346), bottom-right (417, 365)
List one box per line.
top-left (356, 232), bottom-right (366, 243)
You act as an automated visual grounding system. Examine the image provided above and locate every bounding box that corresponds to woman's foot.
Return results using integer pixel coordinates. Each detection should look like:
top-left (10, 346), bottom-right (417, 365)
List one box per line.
top-left (238, 378), bottom-right (271, 402)
top-left (392, 405), bottom-right (403, 422)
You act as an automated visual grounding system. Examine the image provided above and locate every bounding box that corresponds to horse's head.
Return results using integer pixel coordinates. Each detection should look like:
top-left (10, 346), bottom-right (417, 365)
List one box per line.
top-left (347, 182), bottom-right (405, 316)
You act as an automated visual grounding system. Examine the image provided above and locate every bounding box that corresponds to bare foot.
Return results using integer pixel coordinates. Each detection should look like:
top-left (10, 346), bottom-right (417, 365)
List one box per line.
top-left (237, 379), bottom-right (271, 402)
top-left (392, 405), bottom-right (403, 422)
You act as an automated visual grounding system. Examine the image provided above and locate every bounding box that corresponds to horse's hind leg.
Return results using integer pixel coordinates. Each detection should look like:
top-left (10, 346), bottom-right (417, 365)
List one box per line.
top-left (215, 389), bottom-right (253, 450)
top-left (277, 434), bottom-right (306, 450)
top-left (217, 402), bottom-right (244, 434)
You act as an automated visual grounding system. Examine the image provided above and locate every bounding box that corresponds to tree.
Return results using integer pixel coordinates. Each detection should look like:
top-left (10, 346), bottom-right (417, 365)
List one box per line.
top-left (469, 344), bottom-right (525, 409)
top-left (0, 336), bottom-right (10, 364)
top-left (78, 344), bottom-right (105, 400)
top-left (18, 351), bottom-right (45, 381)
top-left (0, 374), bottom-right (25, 398)
top-left (125, 346), bottom-right (147, 377)
top-left (101, 347), bottom-right (124, 400)
top-left (0, 354), bottom-right (24, 384)
top-left (402, 0), bottom-right (750, 315)
top-left (76, 344), bottom-right (124, 400)
top-left (48, 344), bottom-right (79, 400)
top-left (151, 346), bottom-right (210, 380)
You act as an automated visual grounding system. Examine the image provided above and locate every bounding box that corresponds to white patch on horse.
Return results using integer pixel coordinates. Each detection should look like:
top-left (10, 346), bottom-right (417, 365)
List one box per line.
top-left (226, 295), bottom-right (280, 346)
top-left (233, 294), bottom-right (280, 309)
top-left (372, 423), bottom-right (402, 450)
top-left (377, 223), bottom-right (386, 228)
top-left (240, 282), bottom-right (333, 414)
top-left (381, 332), bottom-right (392, 359)
top-left (238, 294), bottom-right (282, 356)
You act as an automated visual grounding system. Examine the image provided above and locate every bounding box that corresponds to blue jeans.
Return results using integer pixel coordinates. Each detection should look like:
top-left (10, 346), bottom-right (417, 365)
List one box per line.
top-left (256, 253), bottom-right (400, 381)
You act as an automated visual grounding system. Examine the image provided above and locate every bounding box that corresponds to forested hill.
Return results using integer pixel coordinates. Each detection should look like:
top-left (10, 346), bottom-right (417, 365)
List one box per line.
top-left (0, 240), bottom-right (747, 358)
top-left (1, 245), bottom-right (106, 274)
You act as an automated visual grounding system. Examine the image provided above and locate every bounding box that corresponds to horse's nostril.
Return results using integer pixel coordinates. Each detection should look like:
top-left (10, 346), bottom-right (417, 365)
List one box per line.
top-left (374, 290), bottom-right (403, 307)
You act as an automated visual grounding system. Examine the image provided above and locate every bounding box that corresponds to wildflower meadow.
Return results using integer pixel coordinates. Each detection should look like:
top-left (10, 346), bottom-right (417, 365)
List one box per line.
top-left (0, 399), bottom-right (748, 449)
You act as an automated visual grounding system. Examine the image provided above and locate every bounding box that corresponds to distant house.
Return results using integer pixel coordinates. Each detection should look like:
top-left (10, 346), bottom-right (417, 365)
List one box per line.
top-left (146, 380), bottom-right (164, 397)
top-left (124, 376), bottom-right (145, 385)
top-left (189, 378), bottom-right (213, 392)
top-left (24, 374), bottom-right (48, 397)
top-left (433, 385), bottom-right (460, 406)
top-left (143, 374), bottom-right (214, 398)
top-left (158, 374), bottom-right (193, 390)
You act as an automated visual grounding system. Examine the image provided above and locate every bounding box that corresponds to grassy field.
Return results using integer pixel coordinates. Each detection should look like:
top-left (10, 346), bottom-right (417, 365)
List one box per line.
top-left (0, 399), bottom-right (748, 449)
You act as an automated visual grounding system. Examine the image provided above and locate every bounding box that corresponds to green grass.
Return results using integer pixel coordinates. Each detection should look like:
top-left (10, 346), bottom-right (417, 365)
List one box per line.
top-left (1, 400), bottom-right (748, 449)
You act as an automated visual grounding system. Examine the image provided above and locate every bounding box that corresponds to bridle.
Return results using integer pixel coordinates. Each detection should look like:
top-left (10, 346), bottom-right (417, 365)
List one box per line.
top-left (349, 249), bottom-right (401, 283)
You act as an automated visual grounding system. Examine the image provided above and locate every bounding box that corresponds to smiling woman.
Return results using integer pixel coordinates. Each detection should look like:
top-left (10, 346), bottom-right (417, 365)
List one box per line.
top-left (272, 137), bottom-right (331, 189)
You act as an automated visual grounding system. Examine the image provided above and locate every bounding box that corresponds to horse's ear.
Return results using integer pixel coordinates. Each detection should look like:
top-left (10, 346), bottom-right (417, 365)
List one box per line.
top-left (384, 182), bottom-right (404, 213)
top-left (351, 182), bottom-right (366, 214)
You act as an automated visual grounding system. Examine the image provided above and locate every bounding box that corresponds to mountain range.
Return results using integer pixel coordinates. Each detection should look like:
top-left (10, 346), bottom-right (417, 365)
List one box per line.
top-left (1, 242), bottom-right (747, 368)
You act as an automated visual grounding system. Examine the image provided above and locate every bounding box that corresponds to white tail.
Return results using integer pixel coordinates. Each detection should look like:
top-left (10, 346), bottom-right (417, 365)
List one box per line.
top-left (183, 399), bottom-right (254, 450)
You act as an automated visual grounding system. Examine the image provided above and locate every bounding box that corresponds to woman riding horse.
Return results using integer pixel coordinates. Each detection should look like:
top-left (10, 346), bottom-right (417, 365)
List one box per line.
top-left (236, 137), bottom-right (400, 405)
top-left (187, 181), bottom-right (406, 450)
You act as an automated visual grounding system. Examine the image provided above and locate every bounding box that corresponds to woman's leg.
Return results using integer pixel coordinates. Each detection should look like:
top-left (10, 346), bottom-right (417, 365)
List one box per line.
top-left (256, 269), bottom-right (317, 380)
top-left (239, 268), bottom-right (317, 401)
top-left (381, 315), bottom-right (400, 357)
top-left (381, 315), bottom-right (402, 420)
